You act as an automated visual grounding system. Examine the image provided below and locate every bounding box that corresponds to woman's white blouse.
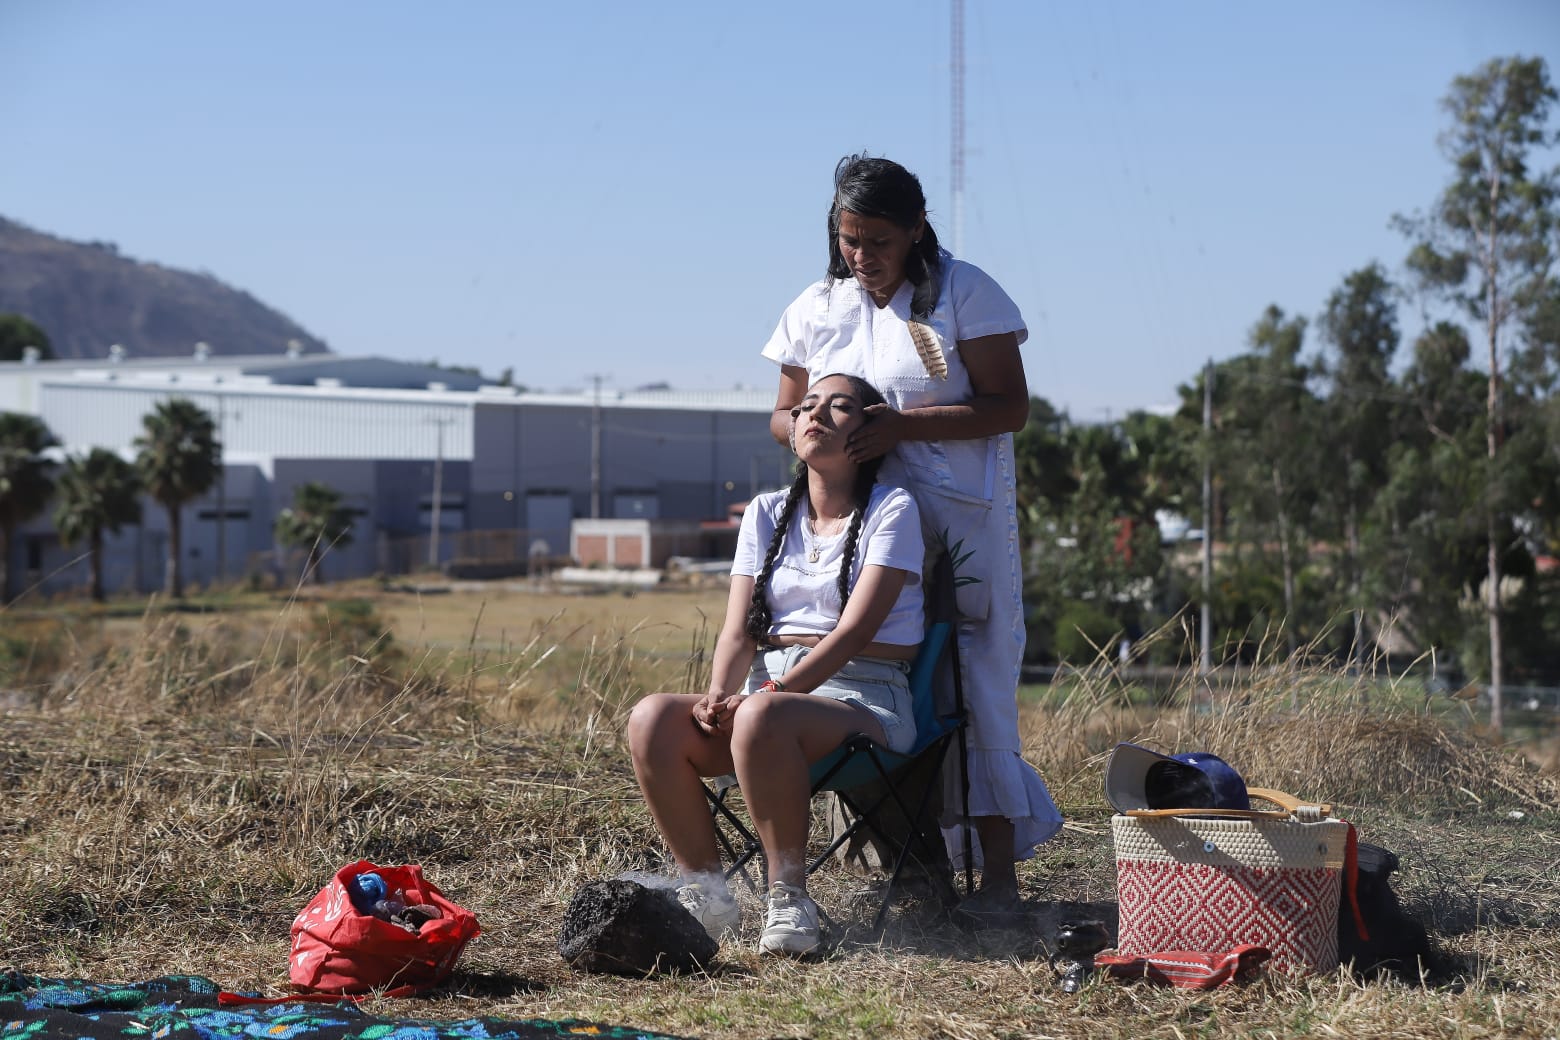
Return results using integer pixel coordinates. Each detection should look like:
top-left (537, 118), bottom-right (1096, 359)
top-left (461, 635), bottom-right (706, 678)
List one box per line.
top-left (762, 252), bottom-right (1027, 506)
top-left (731, 483), bottom-right (926, 647)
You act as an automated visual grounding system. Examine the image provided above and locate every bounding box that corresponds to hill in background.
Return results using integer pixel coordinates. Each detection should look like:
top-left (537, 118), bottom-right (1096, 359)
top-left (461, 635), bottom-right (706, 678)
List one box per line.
top-left (0, 216), bottom-right (329, 360)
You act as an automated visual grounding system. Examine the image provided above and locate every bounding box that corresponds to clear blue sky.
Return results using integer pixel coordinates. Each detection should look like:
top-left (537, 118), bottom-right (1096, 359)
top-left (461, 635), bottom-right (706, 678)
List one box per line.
top-left (5, 1), bottom-right (1558, 420)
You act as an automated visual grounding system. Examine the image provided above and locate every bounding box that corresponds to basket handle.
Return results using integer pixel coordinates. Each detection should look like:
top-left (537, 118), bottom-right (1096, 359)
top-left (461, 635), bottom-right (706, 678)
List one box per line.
top-left (1246, 787), bottom-right (1331, 816)
top-left (1124, 786), bottom-right (1331, 820)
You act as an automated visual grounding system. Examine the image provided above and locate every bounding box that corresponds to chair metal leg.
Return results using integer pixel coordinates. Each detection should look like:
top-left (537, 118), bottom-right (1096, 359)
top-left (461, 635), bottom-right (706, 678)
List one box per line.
top-left (704, 783), bottom-right (763, 894)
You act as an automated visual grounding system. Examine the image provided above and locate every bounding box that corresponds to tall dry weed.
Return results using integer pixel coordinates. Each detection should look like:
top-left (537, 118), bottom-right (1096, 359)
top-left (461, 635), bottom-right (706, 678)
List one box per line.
top-left (1021, 613), bottom-right (1558, 816)
top-left (4, 588), bottom-right (1558, 1040)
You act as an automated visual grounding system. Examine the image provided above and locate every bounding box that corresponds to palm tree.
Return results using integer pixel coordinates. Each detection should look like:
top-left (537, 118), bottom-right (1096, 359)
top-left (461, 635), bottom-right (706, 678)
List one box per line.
top-left (275, 481), bottom-right (355, 584)
top-left (54, 449), bottom-right (143, 602)
top-left (134, 398), bottom-right (220, 598)
top-left (0, 412), bottom-right (57, 603)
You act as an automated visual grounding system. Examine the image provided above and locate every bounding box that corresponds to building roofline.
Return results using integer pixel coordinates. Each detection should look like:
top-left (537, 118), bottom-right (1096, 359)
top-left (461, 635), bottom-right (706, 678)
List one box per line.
top-left (35, 371), bottom-right (774, 412)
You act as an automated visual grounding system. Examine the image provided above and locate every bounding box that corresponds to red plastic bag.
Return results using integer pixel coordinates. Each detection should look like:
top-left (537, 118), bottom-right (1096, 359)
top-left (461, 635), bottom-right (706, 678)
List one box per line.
top-left (288, 860), bottom-right (480, 995)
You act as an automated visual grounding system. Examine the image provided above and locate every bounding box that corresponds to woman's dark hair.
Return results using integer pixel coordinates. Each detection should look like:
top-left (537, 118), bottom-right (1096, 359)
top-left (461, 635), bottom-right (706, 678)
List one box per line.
top-left (745, 374), bottom-right (889, 643)
top-left (826, 154), bottom-right (944, 322)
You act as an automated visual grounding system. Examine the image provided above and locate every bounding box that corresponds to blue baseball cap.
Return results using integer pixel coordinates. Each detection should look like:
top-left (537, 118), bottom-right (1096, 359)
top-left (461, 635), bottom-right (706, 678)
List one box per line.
top-left (1105, 742), bottom-right (1251, 813)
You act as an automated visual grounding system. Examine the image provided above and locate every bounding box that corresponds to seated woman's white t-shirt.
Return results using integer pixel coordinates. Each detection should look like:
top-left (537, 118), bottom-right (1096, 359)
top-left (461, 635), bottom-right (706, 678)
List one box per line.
top-left (732, 482), bottom-right (925, 647)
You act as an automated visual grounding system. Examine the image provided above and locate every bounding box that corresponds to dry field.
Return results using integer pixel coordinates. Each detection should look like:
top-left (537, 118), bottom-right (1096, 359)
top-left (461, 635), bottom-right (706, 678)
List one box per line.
top-left (3, 582), bottom-right (1559, 1039)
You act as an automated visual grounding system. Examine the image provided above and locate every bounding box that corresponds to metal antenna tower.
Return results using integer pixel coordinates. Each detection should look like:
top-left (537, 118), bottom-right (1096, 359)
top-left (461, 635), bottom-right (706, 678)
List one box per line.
top-left (950, 0), bottom-right (965, 256)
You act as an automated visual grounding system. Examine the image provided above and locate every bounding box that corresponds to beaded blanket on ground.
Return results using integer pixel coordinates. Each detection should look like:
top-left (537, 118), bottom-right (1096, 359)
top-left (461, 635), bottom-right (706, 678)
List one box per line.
top-left (0, 973), bottom-right (682, 1040)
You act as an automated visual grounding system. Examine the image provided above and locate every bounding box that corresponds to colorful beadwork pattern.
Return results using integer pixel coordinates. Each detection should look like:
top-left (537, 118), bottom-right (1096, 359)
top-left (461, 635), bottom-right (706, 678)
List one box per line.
top-left (0, 973), bottom-right (683, 1040)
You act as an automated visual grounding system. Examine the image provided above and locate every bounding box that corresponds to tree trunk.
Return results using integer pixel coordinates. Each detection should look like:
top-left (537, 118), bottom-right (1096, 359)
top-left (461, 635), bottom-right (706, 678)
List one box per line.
top-left (90, 528), bottom-right (105, 602)
top-left (1272, 464), bottom-right (1298, 661)
top-left (1487, 507), bottom-right (1503, 734)
top-left (1484, 192), bottom-right (1504, 737)
top-left (166, 503), bottom-right (183, 599)
top-left (1347, 494), bottom-right (1364, 677)
top-left (0, 523), bottom-right (11, 605)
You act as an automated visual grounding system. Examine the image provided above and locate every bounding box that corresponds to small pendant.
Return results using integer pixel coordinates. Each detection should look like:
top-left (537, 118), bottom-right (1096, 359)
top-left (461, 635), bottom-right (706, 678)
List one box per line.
top-left (808, 546), bottom-right (821, 563)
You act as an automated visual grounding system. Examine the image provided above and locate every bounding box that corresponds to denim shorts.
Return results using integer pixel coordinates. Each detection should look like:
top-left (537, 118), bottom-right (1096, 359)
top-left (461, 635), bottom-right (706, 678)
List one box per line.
top-left (747, 646), bottom-right (916, 754)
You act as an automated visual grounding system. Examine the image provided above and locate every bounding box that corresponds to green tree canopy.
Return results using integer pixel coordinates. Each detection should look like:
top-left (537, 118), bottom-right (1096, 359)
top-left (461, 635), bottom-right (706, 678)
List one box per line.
top-left (1394, 54), bottom-right (1559, 731)
top-left (1317, 265), bottom-right (1402, 663)
top-left (0, 314), bottom-right (55, 362)
top-left (134, 398), bottom-right (221, 598)
top-left (0, 412), bottom-right (57, 603)
top-left (55, 449), bottom-right (142, 602)
top-left (275, 481), bottom-right (355, 584)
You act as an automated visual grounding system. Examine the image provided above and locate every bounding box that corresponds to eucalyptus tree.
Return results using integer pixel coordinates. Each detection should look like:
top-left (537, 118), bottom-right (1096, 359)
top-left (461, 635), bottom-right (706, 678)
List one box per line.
top-left (54, 449), bottom-right (142, 602)
top-left (1224, 306), bottom-right (1321, 656)
top-left (0, 413), bottom-right (56, 603)
top-left (1394, 56), bottom-right (1559, 732)
top-left (1509, 281), bottom-right (1560, 569)
top-left (1316, 265), bottom-right (1402, 664)
top-left (274, 481), bottom-right (355, 584)
top-left (1370, 322), bottom-right (1488, 668)
top-left (134, 398), bottom-right (221, 599)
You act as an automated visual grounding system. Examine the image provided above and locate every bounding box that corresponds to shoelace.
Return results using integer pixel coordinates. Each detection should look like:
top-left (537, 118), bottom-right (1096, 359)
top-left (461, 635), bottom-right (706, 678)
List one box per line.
top-left (679, 886), bottom-right (714, 912)
top-left (767, 889), bottom-right (814, 929)
top-left (680, 885), bottom-right (733, 918)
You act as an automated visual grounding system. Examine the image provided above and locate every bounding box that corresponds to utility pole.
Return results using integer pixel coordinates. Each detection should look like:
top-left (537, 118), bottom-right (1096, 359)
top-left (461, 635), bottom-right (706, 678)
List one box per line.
top-left (950, 0), bottom-right (966, 256)
top-left (1200, 358), bottom-right (1214, 677)
top-left (587, 374), bottom-right (607, 518)
top-left (214, 387), bottom-right (227, 586)
top-left (427, 416), bottom-right (453, 569)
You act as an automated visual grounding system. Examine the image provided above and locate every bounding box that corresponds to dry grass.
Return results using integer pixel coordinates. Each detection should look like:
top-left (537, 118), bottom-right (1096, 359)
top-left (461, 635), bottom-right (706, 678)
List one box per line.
top-left (2, 585), bottom-right (1558, 1039)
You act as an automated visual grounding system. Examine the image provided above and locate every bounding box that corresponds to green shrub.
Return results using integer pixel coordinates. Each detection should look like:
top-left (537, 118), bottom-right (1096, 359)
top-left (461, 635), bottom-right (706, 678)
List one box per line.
top-left (1052, 600), bottom-right (1119, 664)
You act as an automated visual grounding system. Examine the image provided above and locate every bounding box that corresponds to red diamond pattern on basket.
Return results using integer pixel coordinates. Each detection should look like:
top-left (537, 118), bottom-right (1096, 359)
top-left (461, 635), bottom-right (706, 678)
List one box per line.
top-left (1116, 860), bottom-right (1340, 973)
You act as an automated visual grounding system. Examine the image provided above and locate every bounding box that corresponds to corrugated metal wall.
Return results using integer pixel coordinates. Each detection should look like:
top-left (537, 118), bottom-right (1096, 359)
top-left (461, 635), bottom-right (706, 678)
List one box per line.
top-left (40, 380), bottom-right (475, 460)
top-left (17, 373), bottom-right (789, 590)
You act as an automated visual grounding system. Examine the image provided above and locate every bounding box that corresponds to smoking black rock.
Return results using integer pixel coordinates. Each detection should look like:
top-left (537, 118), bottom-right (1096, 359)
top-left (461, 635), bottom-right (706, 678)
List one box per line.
top-left (558, 879), bottom-right (718, 976)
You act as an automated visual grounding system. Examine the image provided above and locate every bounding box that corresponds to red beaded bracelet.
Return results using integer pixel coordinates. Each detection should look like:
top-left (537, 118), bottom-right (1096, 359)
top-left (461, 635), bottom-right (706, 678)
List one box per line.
top-left (756, 678), bottom-right (787, 694)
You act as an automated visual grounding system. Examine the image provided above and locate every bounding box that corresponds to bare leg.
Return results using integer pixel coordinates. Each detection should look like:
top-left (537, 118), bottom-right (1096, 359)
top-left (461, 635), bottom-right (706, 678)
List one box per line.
top-left (627, 693), bottom-right (736, 877)
top-left (729, 692), bottom-right (885, 889)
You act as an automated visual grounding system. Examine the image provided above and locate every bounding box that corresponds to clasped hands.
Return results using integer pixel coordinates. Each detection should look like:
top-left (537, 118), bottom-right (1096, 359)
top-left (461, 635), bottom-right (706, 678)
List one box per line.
top-left (692, 690), bottom-right (747, 735)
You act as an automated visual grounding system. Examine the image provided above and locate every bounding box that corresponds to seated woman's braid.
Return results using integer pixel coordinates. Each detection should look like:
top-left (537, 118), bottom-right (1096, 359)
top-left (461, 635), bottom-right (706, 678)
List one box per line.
top-left (745, 466), bottom-right (808, 642)
top-left (835, 451), bottom-right (885, 611)
top-left (830, 375), bottom-right (888, 611)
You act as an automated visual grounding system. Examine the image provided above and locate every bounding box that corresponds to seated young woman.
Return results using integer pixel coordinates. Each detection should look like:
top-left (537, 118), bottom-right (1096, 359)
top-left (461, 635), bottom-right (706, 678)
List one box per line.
top-left (627, 373), bottom-right (925, 957)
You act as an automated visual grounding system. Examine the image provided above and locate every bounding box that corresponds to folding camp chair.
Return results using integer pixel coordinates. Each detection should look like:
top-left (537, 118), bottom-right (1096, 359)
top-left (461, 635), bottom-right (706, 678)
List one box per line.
top-left (704, 551), bottom-right (973, 932)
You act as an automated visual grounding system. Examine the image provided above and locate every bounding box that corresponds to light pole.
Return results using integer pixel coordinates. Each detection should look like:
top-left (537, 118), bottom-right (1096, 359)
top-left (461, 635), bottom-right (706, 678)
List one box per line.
top-left (215, 389), bottom-right (227, 585)
top-left (427, 416), bottom-right (454, 569)
top-left (1200, 358), bottom-right (1214, 677)
top-left (586, 374), bottom-right (608, 518)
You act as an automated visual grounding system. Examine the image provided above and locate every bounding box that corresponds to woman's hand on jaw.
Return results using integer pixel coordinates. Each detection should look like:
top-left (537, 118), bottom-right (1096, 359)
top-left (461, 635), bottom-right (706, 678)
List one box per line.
top-left (845, 403), bottom-right (904, 462)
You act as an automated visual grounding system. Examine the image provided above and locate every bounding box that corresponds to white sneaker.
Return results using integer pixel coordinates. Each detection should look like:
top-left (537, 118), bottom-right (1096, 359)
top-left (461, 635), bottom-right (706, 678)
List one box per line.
top-left (759, 882), bottom-right (821, 957)
top-left (675, 881), bottom-right (740, 940)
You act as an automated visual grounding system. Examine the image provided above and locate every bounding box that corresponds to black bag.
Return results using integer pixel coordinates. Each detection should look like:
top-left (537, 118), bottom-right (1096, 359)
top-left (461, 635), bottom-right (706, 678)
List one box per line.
top-left (1337, 842), bottom-right (1431, 976)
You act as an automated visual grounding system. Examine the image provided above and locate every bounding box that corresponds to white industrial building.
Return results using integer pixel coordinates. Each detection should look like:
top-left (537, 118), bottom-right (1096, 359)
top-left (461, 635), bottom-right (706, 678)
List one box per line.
top-left (1, 350), bottom-right (786, 596)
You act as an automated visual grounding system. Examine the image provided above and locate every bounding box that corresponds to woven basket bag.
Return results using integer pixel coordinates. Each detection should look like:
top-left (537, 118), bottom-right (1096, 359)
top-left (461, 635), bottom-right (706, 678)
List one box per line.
top-left (1112, 787), bottom-right (1349, 974)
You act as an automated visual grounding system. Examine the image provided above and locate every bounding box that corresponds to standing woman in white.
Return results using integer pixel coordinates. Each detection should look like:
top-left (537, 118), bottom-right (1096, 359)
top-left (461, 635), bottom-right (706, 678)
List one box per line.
top-left (762, 154), bottom-right (1063, 914)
